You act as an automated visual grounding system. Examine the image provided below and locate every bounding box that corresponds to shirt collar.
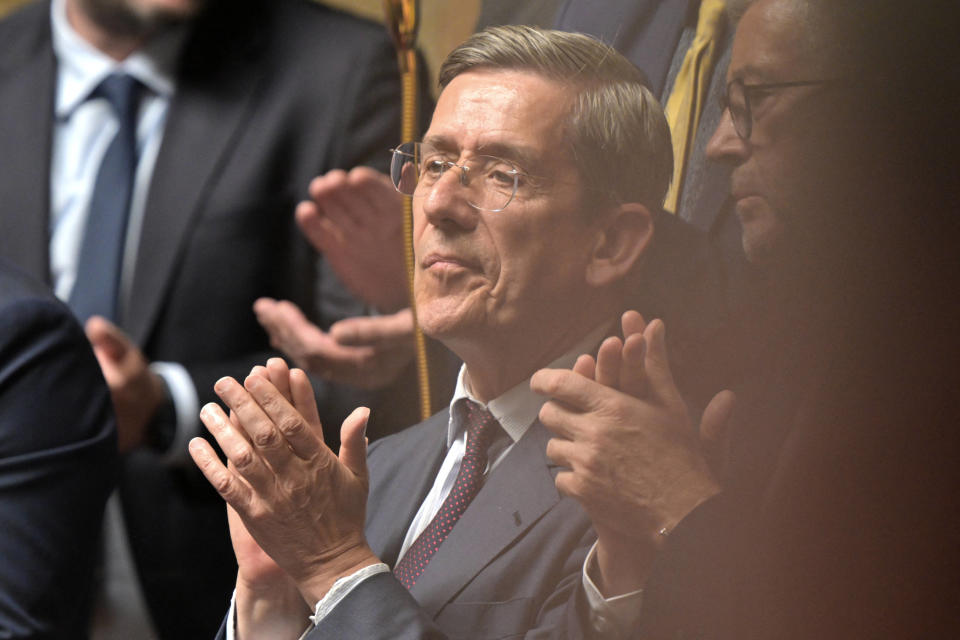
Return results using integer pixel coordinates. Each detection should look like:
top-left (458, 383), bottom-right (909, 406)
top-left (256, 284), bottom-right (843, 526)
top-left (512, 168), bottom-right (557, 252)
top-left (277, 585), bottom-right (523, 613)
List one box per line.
top-left (447, 321), bottom-right (615, 448)
top-left (51, 0), bottom-right (187, 118)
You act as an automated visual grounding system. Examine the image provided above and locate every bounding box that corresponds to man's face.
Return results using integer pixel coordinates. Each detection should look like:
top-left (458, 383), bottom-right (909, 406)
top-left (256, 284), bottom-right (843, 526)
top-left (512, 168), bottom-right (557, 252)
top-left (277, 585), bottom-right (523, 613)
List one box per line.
top-left (412, 69), bottom-right (597, 352)
top-left (706, 0), bottom-right (838, 266)
top-left (77, 0), bottom-right (204, 36)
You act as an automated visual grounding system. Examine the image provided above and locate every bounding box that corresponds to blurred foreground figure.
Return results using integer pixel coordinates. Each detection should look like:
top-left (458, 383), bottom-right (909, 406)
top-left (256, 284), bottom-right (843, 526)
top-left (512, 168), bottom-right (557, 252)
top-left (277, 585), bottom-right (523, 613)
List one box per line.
top-left (0, 260), bottom-right (116, 638)
top-left (534, 0), bottom-right (960, 637)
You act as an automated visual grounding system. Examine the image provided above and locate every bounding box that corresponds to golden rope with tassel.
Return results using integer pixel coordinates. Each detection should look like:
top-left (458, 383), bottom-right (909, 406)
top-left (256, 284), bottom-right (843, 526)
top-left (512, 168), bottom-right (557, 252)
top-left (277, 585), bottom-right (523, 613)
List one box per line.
top-left (384, 0), bottom-right (431, 420)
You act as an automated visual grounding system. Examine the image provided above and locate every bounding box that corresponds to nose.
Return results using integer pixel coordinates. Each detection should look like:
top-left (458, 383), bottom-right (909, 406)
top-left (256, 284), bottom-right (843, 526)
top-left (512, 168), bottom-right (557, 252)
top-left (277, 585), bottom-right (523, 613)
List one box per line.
top-left (706, 108), bottom-right (749, 165)
top-left (420, 164), bottom-right (480, 231)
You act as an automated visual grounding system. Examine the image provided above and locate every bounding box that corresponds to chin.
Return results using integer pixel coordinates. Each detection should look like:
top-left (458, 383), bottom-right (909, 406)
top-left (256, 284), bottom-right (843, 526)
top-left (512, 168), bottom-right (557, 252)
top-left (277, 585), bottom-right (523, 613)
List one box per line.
top-left (741, 219), bottom-right (786, 267)
top-left (415, 297), bottom-right (469, 341)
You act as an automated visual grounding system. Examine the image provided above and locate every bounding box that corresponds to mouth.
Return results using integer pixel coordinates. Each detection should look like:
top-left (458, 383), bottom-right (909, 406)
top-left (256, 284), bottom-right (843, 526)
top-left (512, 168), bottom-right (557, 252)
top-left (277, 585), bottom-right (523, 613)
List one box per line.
top-left (421, 251), bottom-right (479, 274)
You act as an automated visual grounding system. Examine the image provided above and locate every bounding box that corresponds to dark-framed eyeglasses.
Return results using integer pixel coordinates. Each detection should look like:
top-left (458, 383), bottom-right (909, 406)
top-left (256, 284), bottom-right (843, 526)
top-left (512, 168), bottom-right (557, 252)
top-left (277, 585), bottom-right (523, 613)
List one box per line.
top-left (723, 78), bottom-right (844, 140)
top-left (389, 141), bottom-right (528, 212)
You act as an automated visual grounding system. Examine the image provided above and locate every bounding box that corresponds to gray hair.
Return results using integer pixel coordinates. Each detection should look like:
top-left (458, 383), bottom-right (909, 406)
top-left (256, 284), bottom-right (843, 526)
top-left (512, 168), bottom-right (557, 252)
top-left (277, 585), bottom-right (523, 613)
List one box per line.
top-left (438, 25), bottom-right (673, 211)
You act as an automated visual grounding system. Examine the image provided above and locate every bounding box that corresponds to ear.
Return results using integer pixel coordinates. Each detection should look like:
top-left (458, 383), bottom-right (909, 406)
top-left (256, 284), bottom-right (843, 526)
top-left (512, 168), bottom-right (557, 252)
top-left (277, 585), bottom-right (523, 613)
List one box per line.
top-left (585, 202), bottom-right (654, 288)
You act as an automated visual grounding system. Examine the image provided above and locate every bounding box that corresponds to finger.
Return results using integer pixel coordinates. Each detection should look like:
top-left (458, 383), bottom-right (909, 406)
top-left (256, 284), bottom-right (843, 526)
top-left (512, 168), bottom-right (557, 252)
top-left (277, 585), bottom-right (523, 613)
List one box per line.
top-left (537, 398), bottom-right (588, 441)
top-left (215, 377), bottom-right (291, 473)
top-left (255, 299), bottom-right (316, 345)
top-left (594, 336), bottom-right (623, 389)
top-left (295, 198), bottom-right (334, 250)
top-left (338, 407), bottom-right (370, 477)
top-left (188, 436), bottom-right (254, 510)
top-left (240, 374), bottom-right (321, 464)
top-left (531, 368), bottom-right (606, 414)
top-left (700, 390), bottom-right (736, 479)
top-left (553, 470), bottom-right (584, 501)
top-left (329, 308), bottom-right (415, 347)
top-left (571, 354), bottom-right (596, 380)
top-left (289, 368), bottom-right (324, 454)
top-left (343, 166), bottom-right (403, 228)
top-left (253, 298), bottom-right (291, 344)
top-left (309, 172), bottom-right (365, 236)
top-left (300, 203), bottom-right (351, 254)
top-left (199, 401), bottom-right (275, 496)
top-left (618, 334), bottom-right (647, 398)
top-left (620, 310), bottom-right (647, 339)
top-left (85, 316), bottom-right (128, 361)
top-left (544, 435), bottom-right (578, 469)
top-left (265, 358), bottom-right (293, 402)
top-left (642, 320), bottom-right (678, 398)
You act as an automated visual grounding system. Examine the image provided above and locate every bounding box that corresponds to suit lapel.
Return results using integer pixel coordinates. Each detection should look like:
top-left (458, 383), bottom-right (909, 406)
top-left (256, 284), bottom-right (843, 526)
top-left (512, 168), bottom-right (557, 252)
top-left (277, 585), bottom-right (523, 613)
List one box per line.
top-left (124, 5), bottom-right (268, 343)
top-left (366, 411), bottom-right (450, 567)
top-left (0, 6), bottom-right (54, 282)
top-left (410, 422), bottom-right (560, 618)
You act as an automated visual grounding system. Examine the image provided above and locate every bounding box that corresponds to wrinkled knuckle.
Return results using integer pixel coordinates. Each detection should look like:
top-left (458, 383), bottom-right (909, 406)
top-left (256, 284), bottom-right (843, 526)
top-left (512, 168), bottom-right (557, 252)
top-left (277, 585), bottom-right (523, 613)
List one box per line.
top-left (210, 469), bottom-right (234, 496)
top-left (232, 446), bottom-right (257, 471)
top-left (277, 415), bottom-right (305, 438)
top-left (251, 425), bottom-right (279, 447)
top-left (581, 448), bottom-right (602, 476)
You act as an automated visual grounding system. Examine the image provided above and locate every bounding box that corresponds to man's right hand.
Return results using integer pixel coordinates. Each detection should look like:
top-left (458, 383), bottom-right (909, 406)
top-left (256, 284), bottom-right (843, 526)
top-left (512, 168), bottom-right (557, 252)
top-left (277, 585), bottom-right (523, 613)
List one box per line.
top-left (189, 359), bottom-right (381, 610)
top-left (254, 299), bottom-right (415, 390)
top-left (297, 167), bottom-right (408, 313)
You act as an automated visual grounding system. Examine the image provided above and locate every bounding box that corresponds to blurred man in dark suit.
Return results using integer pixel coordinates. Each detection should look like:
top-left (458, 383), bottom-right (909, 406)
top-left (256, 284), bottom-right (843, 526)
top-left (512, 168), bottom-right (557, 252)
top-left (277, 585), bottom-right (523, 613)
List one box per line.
top-left (0, 260), bottom-right (116, 638)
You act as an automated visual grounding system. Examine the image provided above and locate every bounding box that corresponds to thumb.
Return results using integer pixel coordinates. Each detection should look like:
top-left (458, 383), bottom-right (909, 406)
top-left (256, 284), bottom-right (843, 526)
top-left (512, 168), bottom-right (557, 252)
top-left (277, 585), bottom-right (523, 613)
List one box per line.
top-left (338, 407), bottom-right (370, 477)
top-left (700, 390), bottom-right (736, 480)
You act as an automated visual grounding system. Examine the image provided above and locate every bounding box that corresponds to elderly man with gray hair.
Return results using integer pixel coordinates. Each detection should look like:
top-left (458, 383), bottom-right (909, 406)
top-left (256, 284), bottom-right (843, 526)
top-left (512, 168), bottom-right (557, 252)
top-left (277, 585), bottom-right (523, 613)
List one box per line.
top-left (190, 25), bottom-right (689, 640)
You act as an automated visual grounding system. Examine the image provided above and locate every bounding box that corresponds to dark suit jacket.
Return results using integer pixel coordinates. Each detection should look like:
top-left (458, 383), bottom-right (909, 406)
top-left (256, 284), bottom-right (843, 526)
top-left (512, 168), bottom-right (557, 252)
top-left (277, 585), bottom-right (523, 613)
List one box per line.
top-left (0, 260), bottom-right (117, 639)
top-left (0, 1), bottom-right (403, 636)
top-left (295, 410), bottom-right (595, 639)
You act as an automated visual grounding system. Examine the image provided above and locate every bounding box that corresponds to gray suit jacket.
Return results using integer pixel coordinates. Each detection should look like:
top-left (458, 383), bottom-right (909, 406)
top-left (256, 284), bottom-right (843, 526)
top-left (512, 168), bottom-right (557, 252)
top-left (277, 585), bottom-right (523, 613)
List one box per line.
top-left (310, 409), bottom-right (596, 639)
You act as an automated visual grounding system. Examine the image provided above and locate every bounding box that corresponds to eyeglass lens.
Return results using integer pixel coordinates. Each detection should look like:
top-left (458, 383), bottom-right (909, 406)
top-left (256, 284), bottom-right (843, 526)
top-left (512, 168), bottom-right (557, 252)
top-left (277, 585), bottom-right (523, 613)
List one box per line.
top-left (390, 142), bottom-right (519, 212)
top-left (725, 80), bottom-right (751, 140)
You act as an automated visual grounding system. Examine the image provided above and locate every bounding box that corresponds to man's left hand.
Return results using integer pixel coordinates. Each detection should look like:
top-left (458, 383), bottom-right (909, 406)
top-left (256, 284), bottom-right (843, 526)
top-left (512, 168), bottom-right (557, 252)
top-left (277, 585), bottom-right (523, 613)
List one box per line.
top-left (531, 313), bottom-right (726, 595)
top-left (189, 358), bottom-right (381, 605)
top-left (85, 316), bottom-right (166, 453)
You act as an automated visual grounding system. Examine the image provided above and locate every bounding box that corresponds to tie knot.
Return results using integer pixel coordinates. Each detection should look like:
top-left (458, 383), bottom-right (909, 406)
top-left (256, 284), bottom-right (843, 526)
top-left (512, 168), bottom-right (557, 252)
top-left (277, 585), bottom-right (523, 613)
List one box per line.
top-left (456, 399), bottom-right (501, 454)
top-left (94, 73), bottom-right (142, 119)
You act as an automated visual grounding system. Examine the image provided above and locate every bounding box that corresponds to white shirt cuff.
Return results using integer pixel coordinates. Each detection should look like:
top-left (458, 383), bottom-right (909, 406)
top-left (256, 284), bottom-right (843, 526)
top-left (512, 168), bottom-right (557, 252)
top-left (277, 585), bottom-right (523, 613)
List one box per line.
top-left (226, 591), bottom-right (237, 640)
top-left (582, 540), bottom-right (644, 638)
top-left (150, 361), bottom-right (199, 464)
top-left (310, 563), bottom-right (390, 627)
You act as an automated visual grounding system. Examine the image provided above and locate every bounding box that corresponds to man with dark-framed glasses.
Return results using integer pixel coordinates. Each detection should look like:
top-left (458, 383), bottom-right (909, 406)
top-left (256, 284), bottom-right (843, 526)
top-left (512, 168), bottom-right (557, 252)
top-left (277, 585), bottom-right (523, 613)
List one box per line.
top-left (189, 25), bottom-right (689, 640)
top-left (530, 0), bottom-right (960, 637)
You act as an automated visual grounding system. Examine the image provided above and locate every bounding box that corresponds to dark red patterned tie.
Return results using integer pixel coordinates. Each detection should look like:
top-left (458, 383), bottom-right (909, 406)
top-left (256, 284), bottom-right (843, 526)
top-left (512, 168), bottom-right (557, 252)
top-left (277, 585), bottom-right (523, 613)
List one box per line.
top-left (394, 399), bottom-right (501, 589)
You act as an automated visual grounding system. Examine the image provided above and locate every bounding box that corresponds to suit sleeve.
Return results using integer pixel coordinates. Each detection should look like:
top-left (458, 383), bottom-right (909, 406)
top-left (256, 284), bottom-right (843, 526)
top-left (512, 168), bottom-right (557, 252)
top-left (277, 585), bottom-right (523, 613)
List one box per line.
top-left (304, 536), bottom-right (594, 640)
top-left (0, 294), bottom-right (117, 638)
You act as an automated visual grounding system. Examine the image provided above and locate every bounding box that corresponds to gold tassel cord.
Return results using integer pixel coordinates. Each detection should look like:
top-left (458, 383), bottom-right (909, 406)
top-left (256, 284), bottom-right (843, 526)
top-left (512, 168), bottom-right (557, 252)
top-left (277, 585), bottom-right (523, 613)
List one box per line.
top-left (385, 0), bottom-right (431, 420)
